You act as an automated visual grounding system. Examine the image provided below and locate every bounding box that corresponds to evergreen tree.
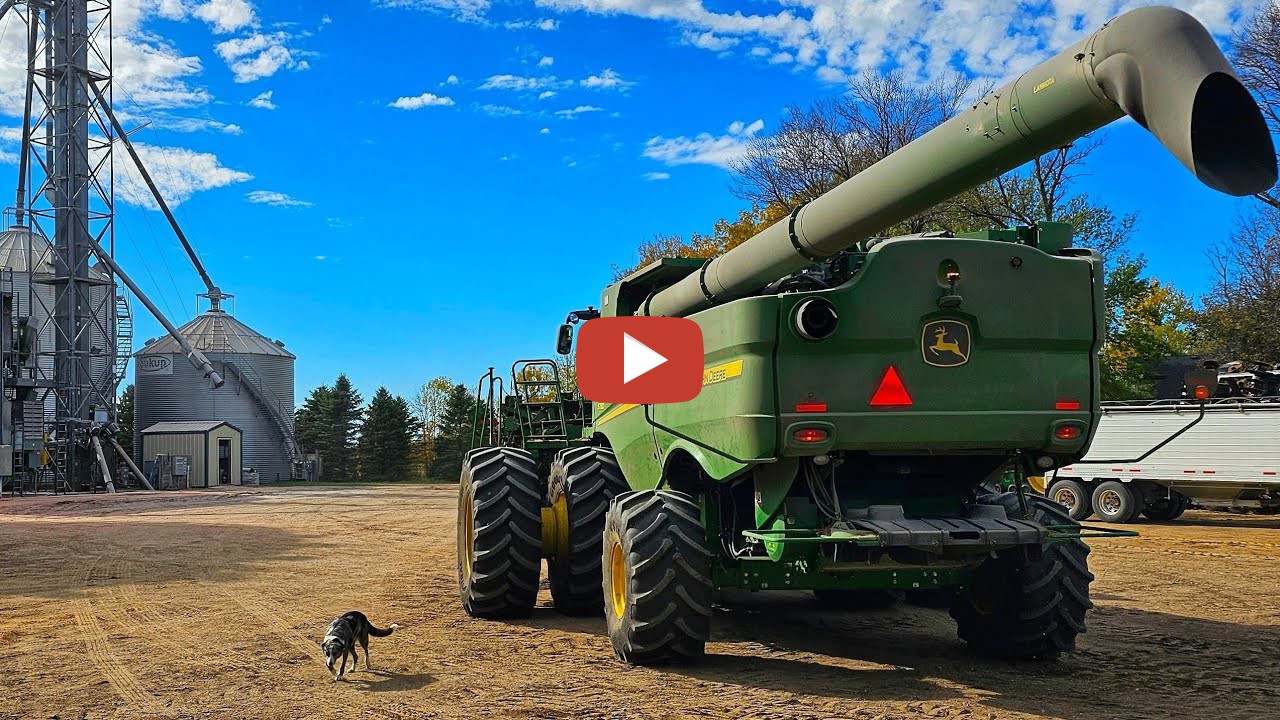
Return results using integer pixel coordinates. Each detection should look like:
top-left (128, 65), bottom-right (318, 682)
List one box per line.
top-left (116, 384), bottom-right (135, 460)
top-left (295, 383), bottom-right (335, 459)
top-left (328, 374), bottom-right (364, 480)
top-left (358, 388), bottom-right (419, 482)
top-left (428, 383), bottom-right (476, 482)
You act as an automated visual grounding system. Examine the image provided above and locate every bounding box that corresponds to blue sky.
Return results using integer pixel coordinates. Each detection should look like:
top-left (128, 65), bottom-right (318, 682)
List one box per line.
top-left (0, 0), bottom-right (1272, 405)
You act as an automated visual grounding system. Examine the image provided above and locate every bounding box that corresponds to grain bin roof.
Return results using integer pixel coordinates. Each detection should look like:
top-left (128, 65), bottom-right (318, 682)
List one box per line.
top-left (0, 225), bottom-right (111, 278)
top-left (136, 309), bottom-right (295, 359)
top-left (142, 421), bottom-right (242, 434)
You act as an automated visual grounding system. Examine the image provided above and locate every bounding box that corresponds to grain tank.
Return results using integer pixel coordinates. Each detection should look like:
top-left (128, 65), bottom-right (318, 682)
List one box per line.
top-left (134, 297), bottom-right (298, 482)
top-left (457, 6), bottom-right (1277, 666)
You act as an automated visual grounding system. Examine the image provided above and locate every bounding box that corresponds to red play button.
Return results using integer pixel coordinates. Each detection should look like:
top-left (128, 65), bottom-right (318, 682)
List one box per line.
top-left (577, 317), bottom-right (703, 404)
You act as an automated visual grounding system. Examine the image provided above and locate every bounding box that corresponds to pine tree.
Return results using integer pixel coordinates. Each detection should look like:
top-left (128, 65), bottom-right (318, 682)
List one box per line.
top-left (428, 383), bottom-right (476, 481)
top-left (358, 388), bottom-right (419, 482)
top-left (116, 384), bottom-right (135, 460)
top-left (328, 374), bottom-right (364, 480)
top-left (295, 383), bottom-right (335, 459)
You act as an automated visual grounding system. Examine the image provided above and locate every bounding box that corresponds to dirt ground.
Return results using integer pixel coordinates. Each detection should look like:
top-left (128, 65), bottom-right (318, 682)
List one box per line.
top-left (1, 485), bottom-right (1278, 720)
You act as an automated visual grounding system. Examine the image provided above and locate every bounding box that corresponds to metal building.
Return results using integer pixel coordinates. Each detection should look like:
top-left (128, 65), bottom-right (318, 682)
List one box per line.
top-left (141, 421), bottom-right (242, 488)
top-left (135, 298), bottom-right (299, 482)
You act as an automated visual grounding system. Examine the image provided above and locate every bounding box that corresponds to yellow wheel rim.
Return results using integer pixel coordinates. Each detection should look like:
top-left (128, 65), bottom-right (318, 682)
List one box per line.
top-left (608, 539), bottom-right (627, 619)
top-left (460, 488), bottom-right (475, 583)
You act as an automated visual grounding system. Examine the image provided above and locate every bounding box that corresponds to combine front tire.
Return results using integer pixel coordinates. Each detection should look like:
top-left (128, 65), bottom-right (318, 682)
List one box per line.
top-left (602, 490), bottom-right (713, 665)
top-left (456, 447), bottom-right (543, 619)
top-left (951, 493), bottom-right (1094, 660)
top-left (546, 447), bottom-right (629, 616)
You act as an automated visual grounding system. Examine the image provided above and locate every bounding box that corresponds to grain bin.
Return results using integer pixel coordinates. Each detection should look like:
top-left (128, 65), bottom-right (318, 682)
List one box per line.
top-left (134, 299), bottom-right (298, 482)
top-left (0, 225), bottom-right (116, 428)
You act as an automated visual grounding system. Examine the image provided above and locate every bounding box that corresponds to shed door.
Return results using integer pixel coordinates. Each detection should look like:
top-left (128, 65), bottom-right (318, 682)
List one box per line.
top-left (218, 439), bottom-right (232, 485)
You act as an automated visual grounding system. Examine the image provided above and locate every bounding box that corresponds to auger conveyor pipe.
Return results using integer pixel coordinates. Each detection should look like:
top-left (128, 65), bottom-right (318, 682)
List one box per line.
top-left (644, 6), bottom-right (1276, 319)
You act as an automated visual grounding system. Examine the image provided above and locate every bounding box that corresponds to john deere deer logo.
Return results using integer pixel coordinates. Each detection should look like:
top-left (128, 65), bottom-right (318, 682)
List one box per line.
top-left (922, 320), bottom-right (971, 367)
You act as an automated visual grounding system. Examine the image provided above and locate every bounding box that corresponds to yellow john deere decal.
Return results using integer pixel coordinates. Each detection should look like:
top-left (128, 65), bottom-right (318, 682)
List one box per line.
top-left (703, 360), bottom-right (744, 386)
top-left (596, 403), bottom-right (638, 424)
top-left (596, 361), bottom-right (745, 424)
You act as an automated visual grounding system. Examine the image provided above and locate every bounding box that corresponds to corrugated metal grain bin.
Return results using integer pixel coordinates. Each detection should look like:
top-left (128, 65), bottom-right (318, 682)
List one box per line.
top-left (135, 304), bottom-right (297, 482)
top-left (141, 421), bottom-right (242, 488)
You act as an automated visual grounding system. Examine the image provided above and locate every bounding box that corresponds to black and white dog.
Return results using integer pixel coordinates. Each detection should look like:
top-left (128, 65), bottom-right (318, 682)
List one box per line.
top-left (321, 611), bottom-right (400, 681)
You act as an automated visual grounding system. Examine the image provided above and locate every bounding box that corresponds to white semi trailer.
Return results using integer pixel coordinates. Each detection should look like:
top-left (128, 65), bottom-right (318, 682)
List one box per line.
top-left (1046, 399), bottom-right (1280, 523)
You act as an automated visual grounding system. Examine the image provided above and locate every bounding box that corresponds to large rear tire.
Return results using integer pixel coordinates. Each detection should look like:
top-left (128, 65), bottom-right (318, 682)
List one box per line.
top-left (547, 447), bottom-right (629, 616)
top-left (951, 493), bottom-right (1094, 660)
top-left (603, 490), bottom-right (713, 665)
top-left (457, 447), bottom-right (543, 619)
top-left (1047, 478), bottom-right (1092, 521)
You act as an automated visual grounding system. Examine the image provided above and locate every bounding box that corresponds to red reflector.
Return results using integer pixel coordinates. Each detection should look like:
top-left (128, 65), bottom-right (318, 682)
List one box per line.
top-left (870, 366), bottom-right (912, 408)
top-left (1193, 385), bottom-right (1211, 400)
top-left (793, 428), bottom-right (828, 443)
top-left (1055, 426), bottom-right (1082, 440)
top-left (795, 402), bottom-right (827, 413)
top-left (1055, 400), bottom-right (1081, 411)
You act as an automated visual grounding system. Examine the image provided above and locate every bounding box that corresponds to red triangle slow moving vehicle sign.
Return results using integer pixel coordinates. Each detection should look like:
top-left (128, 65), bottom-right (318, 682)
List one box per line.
top-left (870, 366), bottom-right (913, 408)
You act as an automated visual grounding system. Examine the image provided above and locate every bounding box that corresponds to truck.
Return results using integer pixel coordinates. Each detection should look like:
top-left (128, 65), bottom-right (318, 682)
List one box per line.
top-left (454, 6), bottom-right (1275, 666)
top-left (1046, 398), bottom-right (1280, 522)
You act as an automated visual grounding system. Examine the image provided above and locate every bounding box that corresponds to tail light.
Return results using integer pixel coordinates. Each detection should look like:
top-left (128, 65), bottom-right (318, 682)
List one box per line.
top-left (793, 428), bottom-right (829, 443)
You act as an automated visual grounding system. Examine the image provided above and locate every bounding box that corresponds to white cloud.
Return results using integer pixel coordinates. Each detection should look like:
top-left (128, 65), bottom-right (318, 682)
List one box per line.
top-left (480, 104), bottom-right (524, 116)
top-left (215, 32), bottom-right (306, 83)
top-left (538, 90), bottom-right (557, 100)
top-left (531, 0), bottom-right (1265, 84)
top-left (0, 149), bottom-right (16, 165)
top-left (580, 68), bottom-right (633, 91)
top-left (643, 171), bottom-right (671, 181)
top-left (539, 56), bottom-right (555, 67)
top-left (247, 190), bottom-right (312, 207)
top-left (374, 0), bottom-right (492, 23)
top-left (248, 90), bottom-right (276, 109)
top-left (504, 17), bottom-right (561, 30)
top-left (315, 255), bottom-right (327, 261)
top-left (682, 31), bottom-right (737, 52)
top-left (444, 74), bottom-right (461, 85)
top-left (116, 144), bottom-right (252, 208)
top-left (480, 74), bottom-right (561, 91)
top-left (537, 18), bottom-right (560, 30)
top-left (539, 127), bottom-right (551, 135)
top-left (555, 105), bottom-right (604, 118)
top-left (389, 92), bottom-right (456, 109)
top-left (643, 119), bottom-right (764, 168)
top-left (194, 0), bottom-right (258, 34)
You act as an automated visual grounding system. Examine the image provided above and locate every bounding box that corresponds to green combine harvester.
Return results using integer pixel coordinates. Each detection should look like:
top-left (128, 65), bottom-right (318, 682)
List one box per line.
top-left (456, 6), bottom-right (1276, 664)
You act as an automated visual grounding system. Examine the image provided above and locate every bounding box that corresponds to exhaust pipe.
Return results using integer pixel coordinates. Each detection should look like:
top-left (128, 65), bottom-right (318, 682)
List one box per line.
top-left (645, 6), bottom-right (1276, 319)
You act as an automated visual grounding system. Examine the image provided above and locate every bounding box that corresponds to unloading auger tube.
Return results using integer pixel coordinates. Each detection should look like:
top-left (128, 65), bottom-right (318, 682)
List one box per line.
top-left (644, 6), bottom-right (1277, 319)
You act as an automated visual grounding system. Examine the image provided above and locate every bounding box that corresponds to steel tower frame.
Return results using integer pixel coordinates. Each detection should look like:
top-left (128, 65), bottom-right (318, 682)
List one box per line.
top-left (6, 0), bottom-right (119, 490)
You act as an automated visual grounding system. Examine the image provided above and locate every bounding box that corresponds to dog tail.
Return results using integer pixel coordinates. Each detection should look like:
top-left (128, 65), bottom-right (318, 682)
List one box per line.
top-left (370, 622), bottom-right (400, 637)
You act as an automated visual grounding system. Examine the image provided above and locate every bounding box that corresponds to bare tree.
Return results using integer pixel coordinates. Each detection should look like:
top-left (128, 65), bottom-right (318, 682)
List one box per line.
top-left (1233, 0), bottom-right (1280, 209)
top-left (1199, 207), bottom-right (1280, 359)
top-left (730, 69), bottom-right (973, 231)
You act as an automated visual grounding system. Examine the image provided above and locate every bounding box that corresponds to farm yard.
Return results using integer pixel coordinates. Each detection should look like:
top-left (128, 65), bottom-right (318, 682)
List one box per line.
top-left (1, 484), bottom-right (1278, 720)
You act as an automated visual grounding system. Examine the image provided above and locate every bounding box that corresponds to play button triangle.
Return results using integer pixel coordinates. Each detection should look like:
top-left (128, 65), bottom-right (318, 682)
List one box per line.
top-left (622, 332), bottom-right (668, 384)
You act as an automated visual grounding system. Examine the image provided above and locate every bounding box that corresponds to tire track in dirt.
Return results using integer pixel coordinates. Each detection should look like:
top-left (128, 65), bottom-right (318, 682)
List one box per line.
top-left (73, 604), bottom-right (172, 717)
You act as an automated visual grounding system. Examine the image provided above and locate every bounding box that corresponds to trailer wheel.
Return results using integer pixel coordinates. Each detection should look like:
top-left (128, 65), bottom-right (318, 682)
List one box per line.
top-left (1047, 479), bottom-right (1092, 521)
top-left (1171, 493), bottom-right (1190, 519)
top-left (1143, 492), bottom-right (1185, 521)
top-left (951, 493), bottom-right (1094, 660)
top-left (1091, 481), bottom-right (1140, 523)
top-left (457, 447), bottom-right (543, 619)
top-left (603, 490), bottom-right (712, 665)
top-left (813, 589), bottom-right (900, 610)
top-left (546, 447), bottom-right (629, 616)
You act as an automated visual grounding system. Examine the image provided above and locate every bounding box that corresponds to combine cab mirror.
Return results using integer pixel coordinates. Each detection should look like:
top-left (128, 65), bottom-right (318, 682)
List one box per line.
top-left (556, 324), bottom-right (574, 356)
top-left (1184, 367), bottom-right (1219, 400)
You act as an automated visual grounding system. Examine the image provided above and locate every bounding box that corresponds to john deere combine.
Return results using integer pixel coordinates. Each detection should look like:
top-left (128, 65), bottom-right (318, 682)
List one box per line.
top-left (457, 6), bottom-right (1276, 664)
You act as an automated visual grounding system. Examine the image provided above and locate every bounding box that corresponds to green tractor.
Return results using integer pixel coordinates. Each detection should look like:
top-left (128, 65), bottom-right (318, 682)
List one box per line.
top-left (456, 6), bottom-right (1275, 664)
